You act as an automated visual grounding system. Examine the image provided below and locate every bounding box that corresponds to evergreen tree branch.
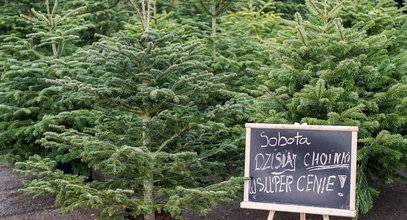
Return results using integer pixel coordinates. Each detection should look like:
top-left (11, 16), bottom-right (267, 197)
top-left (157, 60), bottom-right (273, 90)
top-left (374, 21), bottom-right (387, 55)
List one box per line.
top-left (99, 95), bottom-right (143, 115)
top-left (155, 128), bottom-right (187, 153)
top-left (198, 0), bottom-right (213, 16)
top-left (305, 0), bottom-right (324, 18)
top-left (147, 99), bottom-right (169, 115)
top-left (128, 0), bottom-right (148, 32)
top-left (218, 0), bottom-right (233, 16)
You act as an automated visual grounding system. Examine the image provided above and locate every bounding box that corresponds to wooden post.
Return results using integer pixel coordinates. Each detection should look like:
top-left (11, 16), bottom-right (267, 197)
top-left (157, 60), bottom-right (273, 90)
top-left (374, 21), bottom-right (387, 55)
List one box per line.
top-left (265, 211), bottom-right (329, 220)
top-left (267, 211), bottom-right (275, 220)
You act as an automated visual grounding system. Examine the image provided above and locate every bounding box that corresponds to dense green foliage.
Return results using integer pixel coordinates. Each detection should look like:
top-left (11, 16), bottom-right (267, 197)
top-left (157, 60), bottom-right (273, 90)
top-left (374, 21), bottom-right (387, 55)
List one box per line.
top-left (16, 30), bottom-right (245, 219)
top-left (1, 0), bottom-right (406, 219)
top-left (252, 0), bottom-right (407, 213)
top-left (0, 0), bottom-right (92, 163)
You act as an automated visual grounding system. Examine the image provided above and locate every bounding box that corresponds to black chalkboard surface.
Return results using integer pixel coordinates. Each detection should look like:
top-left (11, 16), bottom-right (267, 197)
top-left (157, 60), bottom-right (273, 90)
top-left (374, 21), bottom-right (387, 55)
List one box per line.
top-left (241, 123), bottom-right (358, 217)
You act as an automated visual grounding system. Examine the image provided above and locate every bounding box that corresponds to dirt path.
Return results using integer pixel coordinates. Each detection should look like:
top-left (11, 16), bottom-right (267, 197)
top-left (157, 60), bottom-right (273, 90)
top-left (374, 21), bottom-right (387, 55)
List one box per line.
top-left (1, 162), bottom-right (406, 220)
top-left (0, 162), bottom-right (99, 220)
top-left (183, 172), bottom-right (407, 220)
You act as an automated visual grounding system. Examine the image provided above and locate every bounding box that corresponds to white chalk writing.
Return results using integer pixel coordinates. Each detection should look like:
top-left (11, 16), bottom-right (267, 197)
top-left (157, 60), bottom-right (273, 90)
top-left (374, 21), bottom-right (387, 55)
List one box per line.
top-left (304, 151), bottom-right (351, 171)
top-left (254, 151), bottom-right (297, 174)
top-left (260, 131), bottom-right (311, 147)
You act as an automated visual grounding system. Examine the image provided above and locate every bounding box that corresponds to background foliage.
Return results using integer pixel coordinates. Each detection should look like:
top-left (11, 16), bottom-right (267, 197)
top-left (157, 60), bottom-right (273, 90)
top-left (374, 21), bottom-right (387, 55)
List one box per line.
top-left (1, 0), bottom-right (406, 219)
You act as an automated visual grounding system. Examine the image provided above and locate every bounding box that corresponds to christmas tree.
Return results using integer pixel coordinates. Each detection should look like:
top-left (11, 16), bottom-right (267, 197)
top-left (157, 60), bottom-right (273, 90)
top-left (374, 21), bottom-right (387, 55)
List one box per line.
top-left (274, 0), bottom-right (306, 18)
top-left (63, 0), bottom-right (133, 43)
top-left (15, 22), bottom-right (244, 220)
top-left (251, 0), bottom-right (407, 214)
top-left (0, 0), bottom-right (92, 163)
top-left (2, 0), bottom-right (405, 218)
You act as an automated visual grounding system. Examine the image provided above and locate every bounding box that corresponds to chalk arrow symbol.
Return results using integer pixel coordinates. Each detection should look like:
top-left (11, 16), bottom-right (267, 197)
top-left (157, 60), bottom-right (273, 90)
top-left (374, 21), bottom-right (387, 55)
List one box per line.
top-left (338, 175), bottom-right (347, 188)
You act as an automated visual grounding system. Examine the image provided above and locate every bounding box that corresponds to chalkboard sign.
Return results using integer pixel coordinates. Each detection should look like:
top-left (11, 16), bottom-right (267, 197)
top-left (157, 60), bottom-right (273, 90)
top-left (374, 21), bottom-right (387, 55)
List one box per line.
top-left (241, 123), bottom-right (358, 217)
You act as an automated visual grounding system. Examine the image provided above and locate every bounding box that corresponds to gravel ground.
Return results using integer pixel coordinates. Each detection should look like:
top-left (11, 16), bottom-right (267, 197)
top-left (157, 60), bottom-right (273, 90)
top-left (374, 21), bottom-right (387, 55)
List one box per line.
top-left (0, 162), bottom-right (99, 220)
top-left (1, 162), bottom-right (406, 220)
top-left (183, 171), bottom-right (407, 220)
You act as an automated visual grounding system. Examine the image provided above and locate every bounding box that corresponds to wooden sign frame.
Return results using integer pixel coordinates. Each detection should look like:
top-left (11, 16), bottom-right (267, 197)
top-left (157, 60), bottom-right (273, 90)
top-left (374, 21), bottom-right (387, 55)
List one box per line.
top-left (241, 123), bottom-right (358, 217)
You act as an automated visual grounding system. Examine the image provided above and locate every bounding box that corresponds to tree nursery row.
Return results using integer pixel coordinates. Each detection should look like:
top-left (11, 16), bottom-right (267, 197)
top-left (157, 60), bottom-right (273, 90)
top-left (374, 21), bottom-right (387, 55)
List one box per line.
top-left (0, 0), bottom-right (406, 219)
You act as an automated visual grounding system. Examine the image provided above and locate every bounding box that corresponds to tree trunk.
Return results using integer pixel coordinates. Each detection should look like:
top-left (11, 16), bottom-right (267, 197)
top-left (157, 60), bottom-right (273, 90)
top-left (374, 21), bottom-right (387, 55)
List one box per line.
top-left (141, 115), bottom-right (155, 220)
top-left (52, 43), bottom-right (58, 58)
top-left (146, 0), bottom-right (151, 32)
top-left (143, 174), bottom-right (155, 220)
top-left (211, 4), bottom-right (217, 57)
top-left (153, 0), bottom-right (157, 18)
top-left (46, 0), bottom-right (58, 58)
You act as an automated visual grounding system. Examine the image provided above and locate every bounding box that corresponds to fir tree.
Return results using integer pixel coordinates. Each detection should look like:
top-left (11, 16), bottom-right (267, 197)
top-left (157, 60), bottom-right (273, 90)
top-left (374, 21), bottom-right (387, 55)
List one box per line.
top-left (213, 1), bottom-right (279, 95)
top-left (184, 0), bottom-right (236, 56)
top-left (64, 0), bottom-right (133, 43)
top-left (274, 0), bottom-right (306, 18)
top-left (3, 0), bottom-right (405, 218)
top-left (251, 0), bottom-right (407, 214)
top-left (15, 28), bottom-right (244, 219)
top-left (0, 0), bottom-right (92, 164)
